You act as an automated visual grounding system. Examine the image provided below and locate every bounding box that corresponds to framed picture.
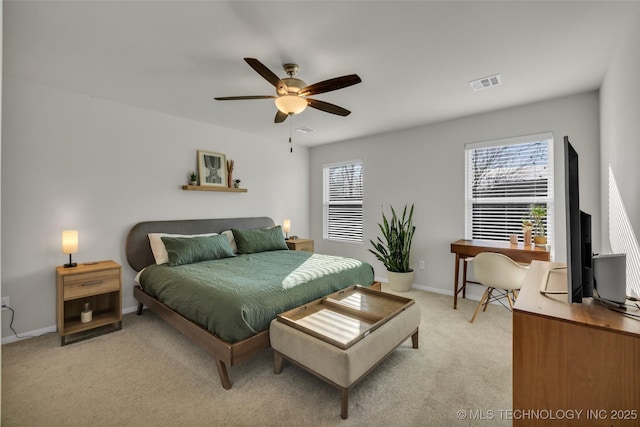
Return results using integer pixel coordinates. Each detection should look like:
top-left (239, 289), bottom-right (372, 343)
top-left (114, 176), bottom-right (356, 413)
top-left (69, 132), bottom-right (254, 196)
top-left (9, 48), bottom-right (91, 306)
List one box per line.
top-left (197, 150), bottom-right (227, 187)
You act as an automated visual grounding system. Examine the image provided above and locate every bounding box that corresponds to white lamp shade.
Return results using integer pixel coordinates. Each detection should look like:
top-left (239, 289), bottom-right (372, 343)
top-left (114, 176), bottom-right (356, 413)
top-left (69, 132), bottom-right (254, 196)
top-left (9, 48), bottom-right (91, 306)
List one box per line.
top-left (283, 219), bottom-right (291, 234)
top-left (62, 230), bottom-right (79, 254)
top-left (274, 95), bottom-right (307, 115)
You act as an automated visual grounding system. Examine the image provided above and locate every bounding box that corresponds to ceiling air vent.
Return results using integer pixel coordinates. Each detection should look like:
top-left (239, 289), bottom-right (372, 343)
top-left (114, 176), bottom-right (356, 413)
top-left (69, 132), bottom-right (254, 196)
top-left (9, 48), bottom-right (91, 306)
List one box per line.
top-left (469, 74), bottom-right (502, 91)
top-left (295, 126), bottom-right (315, 134)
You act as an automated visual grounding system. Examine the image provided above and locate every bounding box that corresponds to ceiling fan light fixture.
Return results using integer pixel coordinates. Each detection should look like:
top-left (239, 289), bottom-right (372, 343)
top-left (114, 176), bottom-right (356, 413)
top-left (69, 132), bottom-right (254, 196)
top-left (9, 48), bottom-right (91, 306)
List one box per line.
top-left (275, 95), bottom-right (308, 115)
top-left (282, 77), bottom-right (306, 93)
top-left (216, 58), bottom-right (361, 121)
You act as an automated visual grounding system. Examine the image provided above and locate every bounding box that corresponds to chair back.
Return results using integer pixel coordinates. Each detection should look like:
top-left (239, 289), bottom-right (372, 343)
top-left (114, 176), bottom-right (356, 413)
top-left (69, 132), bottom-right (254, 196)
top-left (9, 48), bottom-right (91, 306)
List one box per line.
top-left (472, 252), bottom-right (529, 291)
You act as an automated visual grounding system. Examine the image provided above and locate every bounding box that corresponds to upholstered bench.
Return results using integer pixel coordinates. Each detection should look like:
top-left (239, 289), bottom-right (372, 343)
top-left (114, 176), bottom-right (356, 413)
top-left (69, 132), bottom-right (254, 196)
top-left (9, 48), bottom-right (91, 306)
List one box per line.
top-left (270, 301), bottom-right (420, 419)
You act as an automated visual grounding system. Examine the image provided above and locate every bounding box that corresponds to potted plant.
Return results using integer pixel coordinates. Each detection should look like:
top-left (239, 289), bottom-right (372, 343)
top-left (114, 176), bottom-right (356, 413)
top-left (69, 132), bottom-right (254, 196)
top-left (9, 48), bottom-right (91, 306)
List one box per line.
top-left (189, 171), bottom-right (198, 186)
top-left (530, 205), bottom-right (547, 246)
top-left (233, 179), bottom-right (241, 188)
top-left (369, 204), bottom-right (415, 292)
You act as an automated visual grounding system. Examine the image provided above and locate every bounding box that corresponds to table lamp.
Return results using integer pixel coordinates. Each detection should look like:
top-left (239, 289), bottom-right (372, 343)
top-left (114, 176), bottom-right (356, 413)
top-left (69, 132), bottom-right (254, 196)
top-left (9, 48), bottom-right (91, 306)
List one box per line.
top-left (283, 219), bottom-right (291, 239)
top-left (62, 230), bottom-right (78, 268)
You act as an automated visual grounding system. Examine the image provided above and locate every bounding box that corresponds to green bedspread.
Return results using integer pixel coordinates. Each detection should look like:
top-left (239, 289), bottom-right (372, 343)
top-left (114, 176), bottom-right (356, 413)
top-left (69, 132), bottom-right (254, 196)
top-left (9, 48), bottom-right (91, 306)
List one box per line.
top-left (139, 250), bottom-right (374, 342)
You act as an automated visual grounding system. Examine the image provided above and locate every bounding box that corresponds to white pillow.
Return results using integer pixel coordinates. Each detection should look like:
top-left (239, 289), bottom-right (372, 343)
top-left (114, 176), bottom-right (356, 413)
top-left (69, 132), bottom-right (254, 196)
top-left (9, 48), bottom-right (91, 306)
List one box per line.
top-left (148, 232), bottom-right (218, 265)
top-left (222, 230), bottom-right (238, 253)
top-left (134, 267), bottom-right (145, 284)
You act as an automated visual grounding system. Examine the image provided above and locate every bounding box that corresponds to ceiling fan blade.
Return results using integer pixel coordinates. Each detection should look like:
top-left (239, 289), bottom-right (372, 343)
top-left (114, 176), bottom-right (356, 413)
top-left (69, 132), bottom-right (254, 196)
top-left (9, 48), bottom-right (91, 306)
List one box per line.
top-left (307, 98), bottom-right (351, 116)
top-left (299, 74), bottom-right (361, 96)
top-left (214, 95), bottom-right (276, 100)
top-left (244, 58), bottom-right (287, 94)
top-left (274, 110), bottom-right (289, 123)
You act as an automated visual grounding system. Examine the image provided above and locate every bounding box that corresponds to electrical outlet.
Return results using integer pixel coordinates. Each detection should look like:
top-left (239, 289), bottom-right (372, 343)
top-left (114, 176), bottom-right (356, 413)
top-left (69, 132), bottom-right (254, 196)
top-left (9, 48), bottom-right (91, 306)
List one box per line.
top-left (418, 260), bottom-right (425, 270)
top-left (1, 297), bottom-right (9, 311)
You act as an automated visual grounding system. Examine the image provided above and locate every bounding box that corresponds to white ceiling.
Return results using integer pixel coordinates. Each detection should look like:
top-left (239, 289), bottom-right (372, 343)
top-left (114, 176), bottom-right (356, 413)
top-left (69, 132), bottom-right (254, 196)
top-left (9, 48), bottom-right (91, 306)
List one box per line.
top-left (4, 1), bottom-right (639, 147)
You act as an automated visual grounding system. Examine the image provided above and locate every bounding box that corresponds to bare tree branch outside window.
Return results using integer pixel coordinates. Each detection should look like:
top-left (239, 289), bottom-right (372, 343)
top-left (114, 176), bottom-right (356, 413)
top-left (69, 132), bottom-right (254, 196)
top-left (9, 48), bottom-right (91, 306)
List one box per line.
top-left (469, 140), bottom-right (550, 241)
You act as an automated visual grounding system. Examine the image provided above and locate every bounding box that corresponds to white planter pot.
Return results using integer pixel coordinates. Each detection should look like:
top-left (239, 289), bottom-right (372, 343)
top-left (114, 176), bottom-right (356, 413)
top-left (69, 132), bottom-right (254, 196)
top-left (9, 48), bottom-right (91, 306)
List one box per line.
top-left (387, 270), bottom-right (414, 292)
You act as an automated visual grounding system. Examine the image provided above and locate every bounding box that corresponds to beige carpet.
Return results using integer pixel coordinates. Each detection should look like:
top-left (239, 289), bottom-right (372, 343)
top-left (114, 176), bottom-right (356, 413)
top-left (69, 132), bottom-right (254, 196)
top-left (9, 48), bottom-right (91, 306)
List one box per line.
top-left (1, 286), bottom-right (512, 426)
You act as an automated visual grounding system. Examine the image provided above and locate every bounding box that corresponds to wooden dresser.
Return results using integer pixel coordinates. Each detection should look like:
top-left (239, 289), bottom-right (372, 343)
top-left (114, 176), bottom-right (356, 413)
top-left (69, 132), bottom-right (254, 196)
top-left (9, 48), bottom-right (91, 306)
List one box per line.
top-left (513, 261), bottom-right (640, 426)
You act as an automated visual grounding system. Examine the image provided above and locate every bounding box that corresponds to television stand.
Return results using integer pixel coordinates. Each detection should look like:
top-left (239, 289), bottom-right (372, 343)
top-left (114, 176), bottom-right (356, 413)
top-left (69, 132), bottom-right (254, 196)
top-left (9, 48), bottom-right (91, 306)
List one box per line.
top-left (513, 261), bottom-right (640, 426)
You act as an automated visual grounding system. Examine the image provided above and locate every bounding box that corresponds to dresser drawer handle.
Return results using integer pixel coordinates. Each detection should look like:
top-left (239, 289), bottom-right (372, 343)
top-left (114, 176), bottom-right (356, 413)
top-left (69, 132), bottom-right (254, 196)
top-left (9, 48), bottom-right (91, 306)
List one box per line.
top-left (82, 280), bottom-right (103, 286)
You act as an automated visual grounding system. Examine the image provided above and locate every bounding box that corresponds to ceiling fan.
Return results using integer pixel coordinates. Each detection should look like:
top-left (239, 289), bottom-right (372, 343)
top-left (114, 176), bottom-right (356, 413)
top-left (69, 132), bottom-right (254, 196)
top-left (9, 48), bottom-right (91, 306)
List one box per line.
top-left (215, 58), bottom-right (361, 123)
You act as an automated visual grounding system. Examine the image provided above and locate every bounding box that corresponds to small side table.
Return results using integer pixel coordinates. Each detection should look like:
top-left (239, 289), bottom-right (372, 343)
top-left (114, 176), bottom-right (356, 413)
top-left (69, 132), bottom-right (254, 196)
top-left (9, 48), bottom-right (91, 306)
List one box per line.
top-left (55, 260), bottom-right (122, 346)
top-left (286, 238), bottom-right (314, 253)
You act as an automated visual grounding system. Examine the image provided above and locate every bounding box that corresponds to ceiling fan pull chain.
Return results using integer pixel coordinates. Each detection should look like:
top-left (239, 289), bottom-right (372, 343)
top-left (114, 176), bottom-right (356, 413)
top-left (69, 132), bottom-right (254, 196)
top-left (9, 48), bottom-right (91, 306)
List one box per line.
top-left (289, 114), bottom-right (293, 153)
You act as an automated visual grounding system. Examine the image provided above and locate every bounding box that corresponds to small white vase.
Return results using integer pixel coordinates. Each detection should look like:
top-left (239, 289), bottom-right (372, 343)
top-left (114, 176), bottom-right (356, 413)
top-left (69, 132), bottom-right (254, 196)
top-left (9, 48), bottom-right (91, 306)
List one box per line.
top-left (387, 270), bottom-right (414, 292)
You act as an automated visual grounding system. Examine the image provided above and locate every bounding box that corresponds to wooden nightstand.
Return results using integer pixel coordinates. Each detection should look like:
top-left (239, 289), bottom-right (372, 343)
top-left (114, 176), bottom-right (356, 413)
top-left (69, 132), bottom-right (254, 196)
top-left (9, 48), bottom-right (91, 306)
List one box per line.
top-left (286, 238), bottom-right (314, 252)
top-left (55, 260), bottom-right (122, 346)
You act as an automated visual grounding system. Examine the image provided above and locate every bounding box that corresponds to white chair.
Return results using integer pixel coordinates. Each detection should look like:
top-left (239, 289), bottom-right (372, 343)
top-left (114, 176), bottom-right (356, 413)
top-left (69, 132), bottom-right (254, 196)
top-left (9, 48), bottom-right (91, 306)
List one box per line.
top-left (467, 252), bottom-right (529, 323)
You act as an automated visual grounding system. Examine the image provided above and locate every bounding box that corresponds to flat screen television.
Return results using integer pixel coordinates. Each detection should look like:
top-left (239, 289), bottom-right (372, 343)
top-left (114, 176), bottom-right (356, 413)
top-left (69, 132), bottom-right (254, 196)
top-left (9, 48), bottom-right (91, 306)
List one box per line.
top-left (564, 136), bottom-right (593, 303)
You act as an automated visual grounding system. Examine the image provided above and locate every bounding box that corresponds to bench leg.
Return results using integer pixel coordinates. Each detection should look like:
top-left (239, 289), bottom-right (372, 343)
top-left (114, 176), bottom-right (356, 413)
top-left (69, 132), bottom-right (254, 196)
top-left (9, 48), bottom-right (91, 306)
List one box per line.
top-left (341, 388), bottom-right (349, 419)
top-left (411, 329), bottom-right (419, 349)
top-left (274, 351), bottom-right (284, 374)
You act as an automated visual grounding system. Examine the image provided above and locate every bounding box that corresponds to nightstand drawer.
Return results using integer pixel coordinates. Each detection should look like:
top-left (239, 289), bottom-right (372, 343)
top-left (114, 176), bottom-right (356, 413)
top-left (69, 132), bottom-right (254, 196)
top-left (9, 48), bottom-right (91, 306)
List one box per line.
top-left (293, 241), bottom-right (314, 252)
top-left (286, 238), bottom-right (314, 252)
top-left (63, 269), bottom-right (120, 300)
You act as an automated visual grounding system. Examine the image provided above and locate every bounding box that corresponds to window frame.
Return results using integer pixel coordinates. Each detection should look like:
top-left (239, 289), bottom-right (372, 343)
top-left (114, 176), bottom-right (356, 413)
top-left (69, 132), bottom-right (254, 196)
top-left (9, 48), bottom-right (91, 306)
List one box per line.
top-left (465, 132), bottom-right (554, 246)
top-left (323, 159), bottom-right (364, 244)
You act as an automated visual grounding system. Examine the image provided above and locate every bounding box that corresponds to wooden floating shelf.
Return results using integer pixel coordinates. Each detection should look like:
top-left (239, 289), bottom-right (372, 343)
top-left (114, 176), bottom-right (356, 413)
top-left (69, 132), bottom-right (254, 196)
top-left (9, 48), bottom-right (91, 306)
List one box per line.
top-left (182, 185), bottom-right (247, 193)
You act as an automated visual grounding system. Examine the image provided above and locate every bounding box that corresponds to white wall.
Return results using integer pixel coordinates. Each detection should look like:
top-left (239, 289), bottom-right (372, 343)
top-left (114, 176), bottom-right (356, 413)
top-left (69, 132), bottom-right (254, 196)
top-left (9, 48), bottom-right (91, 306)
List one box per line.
top-left (310, 92), bottom-right (600, 295)
top-left (1, 79), bottom-right (309, 339)
top-left (600, 11), bottom-right (640, 296)
top-left (1, 0), bottom-right (4, 406)
top-left (601, 17), bottom-right (640, 240)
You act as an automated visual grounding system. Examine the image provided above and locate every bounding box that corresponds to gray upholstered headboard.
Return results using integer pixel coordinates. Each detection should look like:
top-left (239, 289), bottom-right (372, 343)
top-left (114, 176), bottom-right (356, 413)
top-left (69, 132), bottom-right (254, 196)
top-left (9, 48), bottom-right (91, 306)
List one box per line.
top-left (125, 217), bottom-right (275, 271)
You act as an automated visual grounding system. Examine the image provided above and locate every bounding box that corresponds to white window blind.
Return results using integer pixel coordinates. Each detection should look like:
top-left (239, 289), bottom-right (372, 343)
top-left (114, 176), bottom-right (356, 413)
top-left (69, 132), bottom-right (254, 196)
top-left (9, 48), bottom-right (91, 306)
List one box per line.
top-left (465, 133), bottom-right (554, 243)
top-left (323, 160), bottom-right (363, 243)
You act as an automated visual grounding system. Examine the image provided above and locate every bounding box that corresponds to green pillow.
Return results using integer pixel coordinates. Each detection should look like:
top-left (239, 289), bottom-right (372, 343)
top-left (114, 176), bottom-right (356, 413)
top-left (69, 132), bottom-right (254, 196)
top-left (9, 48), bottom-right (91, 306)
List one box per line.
top-left (232, 226), bottom-right (289, 254)
top-left (161, 234), bottom-right (236, 266)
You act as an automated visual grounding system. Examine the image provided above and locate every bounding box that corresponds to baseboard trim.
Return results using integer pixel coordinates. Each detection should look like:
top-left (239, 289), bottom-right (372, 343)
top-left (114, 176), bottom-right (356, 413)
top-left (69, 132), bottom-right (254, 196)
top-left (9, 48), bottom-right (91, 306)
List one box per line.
top-left (411, 283), bottom-right (486, 301)
top-left (1, 284), bottom-right (493, 345)
top-left (1, 305), bottom-right (139, 345)
top-left (1, 325), bottom-right (57, 345)
top-left (374, 276), bottom-right (490, 303)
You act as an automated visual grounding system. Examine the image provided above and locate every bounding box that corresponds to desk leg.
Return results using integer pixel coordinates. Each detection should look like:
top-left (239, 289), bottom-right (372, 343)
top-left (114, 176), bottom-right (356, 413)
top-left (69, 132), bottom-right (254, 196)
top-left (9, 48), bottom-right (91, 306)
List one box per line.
top-left (453, 254), bottom-right (460, 309)
top-left (462, 257), bottom-right (468, 299)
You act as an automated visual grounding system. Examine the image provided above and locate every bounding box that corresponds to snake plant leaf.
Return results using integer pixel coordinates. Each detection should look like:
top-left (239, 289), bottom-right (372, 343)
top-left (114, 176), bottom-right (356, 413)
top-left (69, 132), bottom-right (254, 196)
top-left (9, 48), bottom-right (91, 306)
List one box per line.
top-left (369, 203), bottom-right (415, 273)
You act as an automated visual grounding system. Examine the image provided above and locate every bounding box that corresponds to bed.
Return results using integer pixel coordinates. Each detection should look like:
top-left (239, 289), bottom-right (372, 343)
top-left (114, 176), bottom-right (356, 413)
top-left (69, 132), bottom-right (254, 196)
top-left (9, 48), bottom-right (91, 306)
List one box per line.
top-left (125, 217), bottom-right (379, 389)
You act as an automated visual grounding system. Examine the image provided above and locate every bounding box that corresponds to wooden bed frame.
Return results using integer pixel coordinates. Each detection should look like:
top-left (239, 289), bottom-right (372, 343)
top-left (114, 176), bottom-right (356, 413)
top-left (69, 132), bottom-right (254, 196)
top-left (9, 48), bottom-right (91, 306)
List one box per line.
top-left (125, 217), bottom-right (380, 390)
top-left (132, 285), bottom-right (268, 389)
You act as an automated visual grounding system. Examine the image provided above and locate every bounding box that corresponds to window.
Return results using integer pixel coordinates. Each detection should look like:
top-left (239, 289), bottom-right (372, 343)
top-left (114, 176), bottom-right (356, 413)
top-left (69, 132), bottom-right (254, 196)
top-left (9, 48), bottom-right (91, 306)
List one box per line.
top-left (323, 160), bottom-right (363, 243)
top-left (465, 133), bottom-right (554, 243)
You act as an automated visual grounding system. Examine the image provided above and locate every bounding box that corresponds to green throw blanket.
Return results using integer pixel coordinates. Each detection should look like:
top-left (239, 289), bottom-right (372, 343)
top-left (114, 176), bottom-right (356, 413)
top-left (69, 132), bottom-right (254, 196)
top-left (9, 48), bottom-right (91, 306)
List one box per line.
top-left (139, 250), bottom-right (374, 342)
